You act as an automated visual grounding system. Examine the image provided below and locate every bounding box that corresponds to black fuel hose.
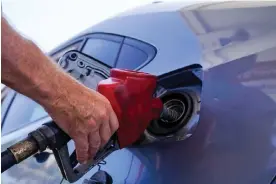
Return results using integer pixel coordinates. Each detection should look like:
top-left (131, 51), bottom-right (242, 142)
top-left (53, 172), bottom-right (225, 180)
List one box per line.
top-left (1, 122), bottom-right (71, 173)
top-left (1, 149), bottom-right (17, 172)
top-left (1, 137), bottom-right (39, 173)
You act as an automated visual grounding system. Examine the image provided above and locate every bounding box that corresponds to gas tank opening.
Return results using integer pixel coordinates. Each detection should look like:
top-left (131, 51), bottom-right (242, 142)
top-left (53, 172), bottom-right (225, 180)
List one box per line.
top-left (147, 92), bottom-right (195, 136)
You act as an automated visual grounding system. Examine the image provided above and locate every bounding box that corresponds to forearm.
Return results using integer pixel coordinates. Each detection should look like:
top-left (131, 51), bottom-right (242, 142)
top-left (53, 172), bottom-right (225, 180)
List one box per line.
top-left (1, 16), bottom-right (82, 107)
top-left (1, 17), bottom-right (119, 164)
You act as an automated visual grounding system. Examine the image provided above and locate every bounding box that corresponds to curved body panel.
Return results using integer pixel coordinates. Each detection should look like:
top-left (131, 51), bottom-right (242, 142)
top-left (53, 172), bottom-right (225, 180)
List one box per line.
top-left (2, 2), bottom-right (276, 184)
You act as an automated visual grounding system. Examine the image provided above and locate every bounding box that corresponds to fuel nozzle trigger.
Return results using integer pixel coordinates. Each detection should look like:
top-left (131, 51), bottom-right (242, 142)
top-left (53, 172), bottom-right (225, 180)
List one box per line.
top-left (51, 133), bottom-right (119, 183)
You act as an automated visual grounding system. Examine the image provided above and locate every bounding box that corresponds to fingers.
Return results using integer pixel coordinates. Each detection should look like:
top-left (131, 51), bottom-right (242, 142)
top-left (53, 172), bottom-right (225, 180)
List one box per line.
top-left (88, 130), bottom-right (101, 160)
top-left (74, 106), bottom-right (119, 164)
top-left (109, 109), bottom-right (119, 133)
top-left (98, 108), bottom-right (119, 148)
top-left (74, 134), bottom-right (89, 164)
top-left (99, 121), bottom-right (111, 148)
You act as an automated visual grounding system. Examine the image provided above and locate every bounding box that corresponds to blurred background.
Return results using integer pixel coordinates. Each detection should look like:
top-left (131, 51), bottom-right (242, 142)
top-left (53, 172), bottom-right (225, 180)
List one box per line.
top-left (2, 0), bottom-right (180, 52)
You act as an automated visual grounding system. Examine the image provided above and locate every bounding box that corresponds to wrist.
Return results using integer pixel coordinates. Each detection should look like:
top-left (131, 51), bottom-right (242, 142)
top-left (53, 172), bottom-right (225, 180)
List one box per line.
top-left (36, 68), bottom-right (92, 112)
top-left (34, 69), bottom-right (71, 108)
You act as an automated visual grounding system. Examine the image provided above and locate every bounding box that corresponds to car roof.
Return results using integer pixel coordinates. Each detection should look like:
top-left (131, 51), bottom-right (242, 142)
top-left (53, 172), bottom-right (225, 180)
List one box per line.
top-left (49, 1), bottom-right (276, 75)
top-left (51, 1), bottom-right (276, 49)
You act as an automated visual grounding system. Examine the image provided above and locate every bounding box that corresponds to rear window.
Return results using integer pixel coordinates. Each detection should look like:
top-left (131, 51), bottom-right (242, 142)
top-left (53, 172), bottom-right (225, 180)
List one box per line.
top-left (116, 44), bottom-right (148, 69)
top-left (115, 37), bottom-right (156, 70)
top-left (82, 38), bottom-right (121, 67)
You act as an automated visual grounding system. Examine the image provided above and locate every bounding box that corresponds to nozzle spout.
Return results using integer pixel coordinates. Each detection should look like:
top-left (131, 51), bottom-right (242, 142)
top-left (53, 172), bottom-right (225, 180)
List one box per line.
top-left (160, 107), bottom-right (181, 122)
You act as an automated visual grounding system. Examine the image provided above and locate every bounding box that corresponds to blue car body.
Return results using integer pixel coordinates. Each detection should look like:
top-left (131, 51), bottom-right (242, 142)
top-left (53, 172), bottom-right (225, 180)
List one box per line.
top-left (1, 1), bottom-right (276, 184)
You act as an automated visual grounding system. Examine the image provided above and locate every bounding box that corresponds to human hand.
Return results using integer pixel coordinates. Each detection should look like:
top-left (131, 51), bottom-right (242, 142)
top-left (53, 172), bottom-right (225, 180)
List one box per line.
top-left (44, 83), bottom-right (119, 164)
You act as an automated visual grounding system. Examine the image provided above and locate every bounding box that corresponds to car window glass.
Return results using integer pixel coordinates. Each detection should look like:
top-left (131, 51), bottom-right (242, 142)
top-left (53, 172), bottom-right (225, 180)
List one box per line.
top-left (82, 38), bottom-right (121, 67)
top-left (116, 44), bottom-right (148, 70)
top-left (115, 37), bottom-right (156, 70)
top-left (2, 93), bottom-right (48, 135)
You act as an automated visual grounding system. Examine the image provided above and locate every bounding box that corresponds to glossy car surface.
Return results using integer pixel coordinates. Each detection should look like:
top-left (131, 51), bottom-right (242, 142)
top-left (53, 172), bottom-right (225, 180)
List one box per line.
top-left (2, 1), bottom-right (276, 184)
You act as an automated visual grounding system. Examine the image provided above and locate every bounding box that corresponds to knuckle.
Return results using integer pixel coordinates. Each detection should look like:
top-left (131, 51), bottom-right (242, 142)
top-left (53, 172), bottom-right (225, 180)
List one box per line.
top-left (95, 139), bottom-right (101, 147)
top-left (78, 147), bottom-right (88, 153)
top-left (77, 154), bottom-right (88, 160)
top-left (72, 130), bottom-right (87, 139)
top-left (91, 140), bottom-right (101, 149)
top-left (99, 110), bottom-right (108, 120)
top-left (87, 120), bottom-right (97, 128)
top-left (77, 156), bottom-right (88, 163)
top-left (77, 151), bottom-right (88, 159)
top-left (74, 139), bottom-right (89, 151)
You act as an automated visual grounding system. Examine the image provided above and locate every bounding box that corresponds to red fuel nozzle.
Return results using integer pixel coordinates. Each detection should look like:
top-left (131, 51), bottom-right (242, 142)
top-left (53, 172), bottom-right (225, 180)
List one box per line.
top-left (97, 69), bottom-right (163, 148)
